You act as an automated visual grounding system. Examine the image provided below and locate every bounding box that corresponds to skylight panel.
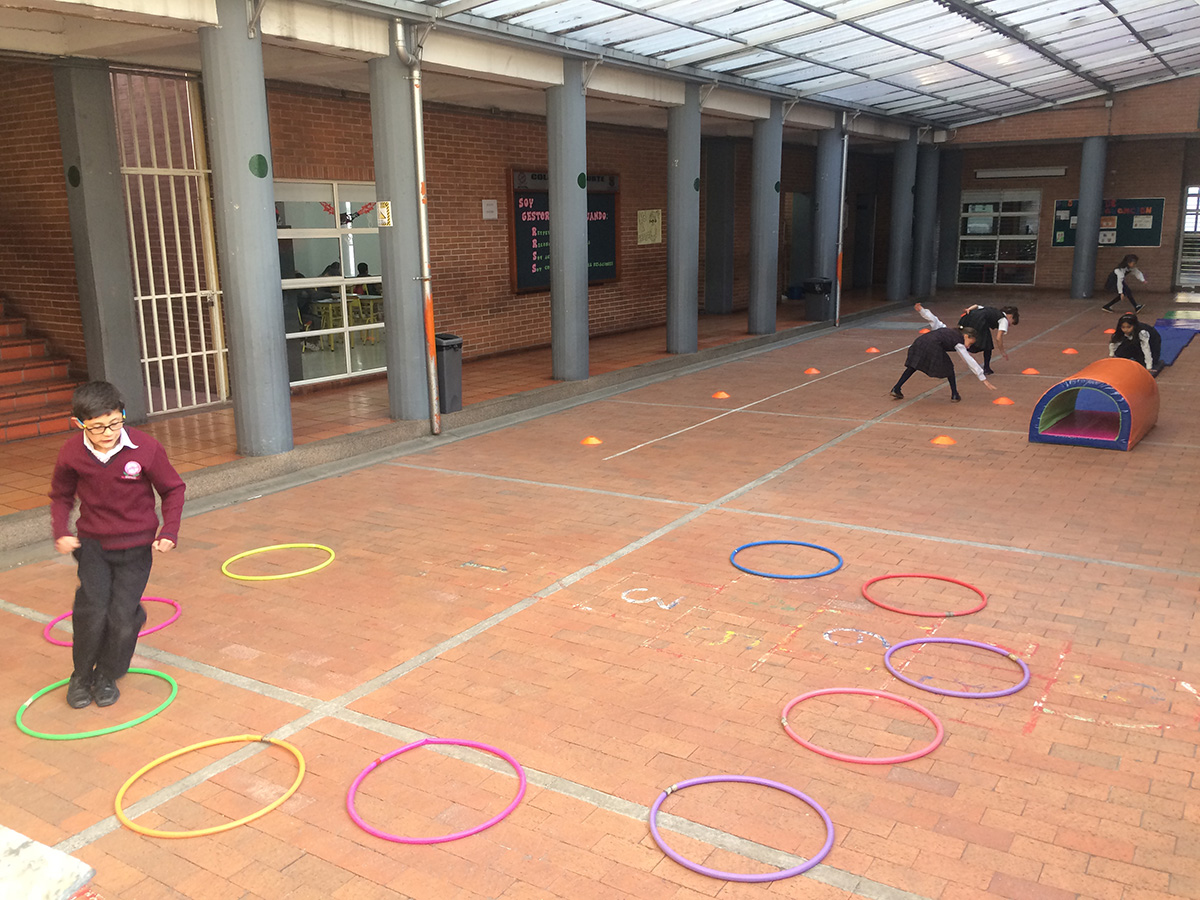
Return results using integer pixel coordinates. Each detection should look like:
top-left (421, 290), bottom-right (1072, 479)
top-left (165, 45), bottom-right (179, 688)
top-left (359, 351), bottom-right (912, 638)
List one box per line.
top-left (699, 0), bottom-right (805, 35)
top-left (615, 28), bottom-right (718, 56)
top-left (659, 38), bottom-right (744, 66)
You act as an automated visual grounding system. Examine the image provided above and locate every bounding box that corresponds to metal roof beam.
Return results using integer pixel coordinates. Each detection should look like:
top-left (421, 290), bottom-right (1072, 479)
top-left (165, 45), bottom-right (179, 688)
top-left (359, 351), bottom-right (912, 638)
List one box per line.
top-left (932, 0), bottom-right (1116, 93)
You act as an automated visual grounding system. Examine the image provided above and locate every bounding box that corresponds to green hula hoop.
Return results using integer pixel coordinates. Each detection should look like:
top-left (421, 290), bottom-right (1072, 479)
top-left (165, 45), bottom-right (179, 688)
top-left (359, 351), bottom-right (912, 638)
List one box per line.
top-left (16, 668), bottom-right (178, 741)
top-left (221, 543), bottom-right (336, 581)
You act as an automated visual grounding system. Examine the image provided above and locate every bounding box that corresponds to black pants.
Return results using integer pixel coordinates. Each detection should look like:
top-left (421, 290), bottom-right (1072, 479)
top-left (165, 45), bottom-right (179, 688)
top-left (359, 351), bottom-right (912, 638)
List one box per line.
top-left (71, 539), bottom-right (153, 681)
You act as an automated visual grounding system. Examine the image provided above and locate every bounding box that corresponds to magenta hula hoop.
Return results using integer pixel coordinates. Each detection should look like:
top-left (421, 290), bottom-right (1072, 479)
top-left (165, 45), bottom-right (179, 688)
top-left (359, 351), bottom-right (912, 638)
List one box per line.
top-left (43, 597), bottom-right (181, 647)
top-left (649, 775), bottom-right (834, 882)
top-left (781, 688), bottom-right (944, 765)
top-left (861, 574), bottom-right (987, 618)
top-left (884, 637), bottom-right (1031, 699)
top-left (346, 738), bottom-right (526, 844)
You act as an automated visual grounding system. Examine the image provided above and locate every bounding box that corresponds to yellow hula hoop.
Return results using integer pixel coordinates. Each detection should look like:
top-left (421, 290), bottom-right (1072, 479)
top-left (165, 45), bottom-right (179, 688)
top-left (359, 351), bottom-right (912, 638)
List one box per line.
top-left (221, 543), bottom-right (335, 581)
top-left (115, 734), bottom-right (306, 838)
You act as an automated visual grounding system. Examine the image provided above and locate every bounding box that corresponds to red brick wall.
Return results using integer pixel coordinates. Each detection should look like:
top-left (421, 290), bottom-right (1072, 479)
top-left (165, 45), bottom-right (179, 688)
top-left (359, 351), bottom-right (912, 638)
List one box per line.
top-left (949, 76), bottom-right (1200, 144)
top-left (266, 84), bottom-right (675, 359)
top-left (0, 62), bottom-right (86, 375)
top-left (958, 139), bottom-right (1186, 291)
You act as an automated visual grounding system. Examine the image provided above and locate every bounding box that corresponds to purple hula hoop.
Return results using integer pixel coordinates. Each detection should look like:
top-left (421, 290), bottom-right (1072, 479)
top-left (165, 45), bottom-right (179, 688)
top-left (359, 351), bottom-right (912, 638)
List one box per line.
top-left (884, 637), bottom-right (1031, 699)
top-left (346, 737), bottom-right (526, 844)
top-left (648, 775), bottom-right (834, 882)
top-left (43, 597), bottom-right (181, 647)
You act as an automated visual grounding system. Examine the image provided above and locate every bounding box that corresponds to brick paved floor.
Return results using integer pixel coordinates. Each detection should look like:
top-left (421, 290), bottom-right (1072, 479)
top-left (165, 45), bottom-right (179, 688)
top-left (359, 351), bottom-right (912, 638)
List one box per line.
top-left (2, 292), bottom-right (1198, 900)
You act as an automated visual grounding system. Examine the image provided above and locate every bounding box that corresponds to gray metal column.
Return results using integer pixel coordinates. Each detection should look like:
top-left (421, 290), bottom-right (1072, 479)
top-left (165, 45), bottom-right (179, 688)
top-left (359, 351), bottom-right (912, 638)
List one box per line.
top-left (813, 123), bottom-right (843, 286)
top-left (369, 52), bottom-right (428, 420)
top-left (936, 149), bottom-right (963, 290)
top-left (704, 138), bottom-right (736, 315)
top-left (666, 83), bottom-right (701, 354)
top-left (886, 129), bottom-right (918, 302)
top-left (1071, 136), bottom-right (1107, 299)
top-left (53, 62), bottom-right (147, 422)
top-left (911, 144), bottom-right (940, 298)
top-left (748, 100), bottom-right (783, 335)
top-left (198, 0), bottom-right (292, 455)
top-left (547, 59), bottom-right (589, 381)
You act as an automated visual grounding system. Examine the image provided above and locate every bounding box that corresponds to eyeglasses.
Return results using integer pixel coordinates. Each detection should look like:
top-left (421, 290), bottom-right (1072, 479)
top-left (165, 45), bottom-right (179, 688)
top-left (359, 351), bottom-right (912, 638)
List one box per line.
top-left (82, 419), bottom-right (124, 435)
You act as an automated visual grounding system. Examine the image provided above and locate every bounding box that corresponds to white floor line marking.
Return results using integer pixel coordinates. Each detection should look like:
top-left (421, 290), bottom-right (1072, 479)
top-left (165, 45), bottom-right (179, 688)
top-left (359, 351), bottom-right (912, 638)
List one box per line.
top-left (602, 347), bottom-right (906, 460)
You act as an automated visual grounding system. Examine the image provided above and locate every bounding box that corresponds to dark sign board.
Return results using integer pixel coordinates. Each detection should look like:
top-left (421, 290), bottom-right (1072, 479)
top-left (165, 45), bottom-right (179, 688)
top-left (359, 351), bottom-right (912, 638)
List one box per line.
top-left (511, 171), bottom-right (619, 292)
top-left (1051, 198), bottom-right (1164, 248)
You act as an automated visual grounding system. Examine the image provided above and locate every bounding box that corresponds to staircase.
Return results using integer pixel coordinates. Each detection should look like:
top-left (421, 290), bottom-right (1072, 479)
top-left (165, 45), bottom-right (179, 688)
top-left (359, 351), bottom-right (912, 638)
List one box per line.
top-left (0, 298), bottom-right (77, 442)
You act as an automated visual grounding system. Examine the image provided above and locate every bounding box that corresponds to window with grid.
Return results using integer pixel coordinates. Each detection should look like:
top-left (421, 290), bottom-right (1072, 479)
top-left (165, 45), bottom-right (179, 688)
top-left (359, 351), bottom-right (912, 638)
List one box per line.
top-left (956, 190), bottom-right (1040, 286)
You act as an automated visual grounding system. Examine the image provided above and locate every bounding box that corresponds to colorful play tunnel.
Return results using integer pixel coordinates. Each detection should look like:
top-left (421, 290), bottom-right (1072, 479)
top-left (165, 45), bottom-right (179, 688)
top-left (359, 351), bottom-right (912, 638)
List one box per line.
top-left (1028, 358), bottom-right (1158, 451)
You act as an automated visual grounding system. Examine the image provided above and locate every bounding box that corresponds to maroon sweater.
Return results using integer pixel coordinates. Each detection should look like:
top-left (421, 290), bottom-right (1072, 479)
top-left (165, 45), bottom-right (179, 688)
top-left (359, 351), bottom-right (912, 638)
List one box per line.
top-left (50, 427), bottom-right (186, 550)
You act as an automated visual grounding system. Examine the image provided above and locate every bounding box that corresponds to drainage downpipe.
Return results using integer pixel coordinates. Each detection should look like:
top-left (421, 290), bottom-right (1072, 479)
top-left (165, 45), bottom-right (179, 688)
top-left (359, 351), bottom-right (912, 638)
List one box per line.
top-left (396, 22), bottom-right (441, 434)
top-left (834, 112), bottom-right (849, 328)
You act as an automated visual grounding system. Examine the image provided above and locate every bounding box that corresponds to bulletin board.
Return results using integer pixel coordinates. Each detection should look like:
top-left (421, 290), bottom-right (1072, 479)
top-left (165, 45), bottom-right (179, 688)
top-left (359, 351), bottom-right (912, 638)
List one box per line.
top-left (511, 170), bottom-right (619, 293)
top-left (1052, 198), bottom-right (1164, 248)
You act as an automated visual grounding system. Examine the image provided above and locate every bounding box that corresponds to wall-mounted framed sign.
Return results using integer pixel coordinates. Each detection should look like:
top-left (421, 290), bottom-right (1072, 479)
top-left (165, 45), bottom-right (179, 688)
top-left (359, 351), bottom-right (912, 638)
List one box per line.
top-left (1052, 198), bottom-right (1164, 247)
top-left (510, 170), bottom-right (619, 293)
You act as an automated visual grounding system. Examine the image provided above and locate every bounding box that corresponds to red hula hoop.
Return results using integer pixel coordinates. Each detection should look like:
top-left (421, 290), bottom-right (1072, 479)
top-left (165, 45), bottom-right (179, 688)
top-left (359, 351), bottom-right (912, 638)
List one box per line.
top-left (781, 688), bottom-right (945, 765)
top-left (861, 573), bottom-right (987, 618)
top-left (346, 738), bottom-right (526, 844)
top-left (43, 597), bottom-right (182, 647)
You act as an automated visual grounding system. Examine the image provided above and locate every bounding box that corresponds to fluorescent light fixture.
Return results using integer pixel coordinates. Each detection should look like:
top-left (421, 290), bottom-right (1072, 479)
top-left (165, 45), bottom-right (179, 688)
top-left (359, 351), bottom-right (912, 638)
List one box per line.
top-left (975, 167), bottom-right (1068, 178)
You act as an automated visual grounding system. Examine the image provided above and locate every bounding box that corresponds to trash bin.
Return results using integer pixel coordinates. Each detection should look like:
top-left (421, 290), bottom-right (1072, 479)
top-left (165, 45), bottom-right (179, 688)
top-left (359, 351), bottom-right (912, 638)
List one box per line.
top-left (434, 333), bottom-right (463, 413)
top-left (803, 277), bottom-right (834, 321)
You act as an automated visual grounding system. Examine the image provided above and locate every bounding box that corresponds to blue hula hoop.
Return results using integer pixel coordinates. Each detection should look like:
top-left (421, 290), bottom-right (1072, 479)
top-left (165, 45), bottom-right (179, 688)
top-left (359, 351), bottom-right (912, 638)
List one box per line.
top-left (730, 540), bottom-right (844, 580)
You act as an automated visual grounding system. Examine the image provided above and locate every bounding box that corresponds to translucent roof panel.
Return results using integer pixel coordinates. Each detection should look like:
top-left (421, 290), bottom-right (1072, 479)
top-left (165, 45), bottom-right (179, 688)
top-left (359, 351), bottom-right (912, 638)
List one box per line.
top-left (433, 0), bottom-right (1200, 126)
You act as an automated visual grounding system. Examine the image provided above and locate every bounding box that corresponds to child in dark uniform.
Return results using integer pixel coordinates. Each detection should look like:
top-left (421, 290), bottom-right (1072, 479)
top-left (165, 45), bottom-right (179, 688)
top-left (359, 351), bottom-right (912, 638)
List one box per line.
top-left (1101, 254), bottom-right (1145, 313)
top-left (891, 304), bottom-right (997, 402)
top-left (49, 382), bottom-right (185, 709)
top-left (1109, 312), bottom-right (1162, 375)
top-left (957, 304), bottom-right (1019, 375)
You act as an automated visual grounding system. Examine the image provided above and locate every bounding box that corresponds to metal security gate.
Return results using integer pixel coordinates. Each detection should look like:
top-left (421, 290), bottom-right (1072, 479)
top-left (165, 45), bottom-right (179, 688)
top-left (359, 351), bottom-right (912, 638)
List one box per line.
top-left (1179, 185), bottom-right (1200, 290)
top-left (113, 71), bottom-right (228, 414)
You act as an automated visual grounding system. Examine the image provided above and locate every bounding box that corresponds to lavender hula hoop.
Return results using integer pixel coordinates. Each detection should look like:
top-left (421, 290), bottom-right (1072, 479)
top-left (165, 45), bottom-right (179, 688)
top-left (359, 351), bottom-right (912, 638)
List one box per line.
top-left (43, 597), bottom-right (181, 647)
top-left (884, 637), bottom-right (1031, 699)
top-left (649, 775), bottom-right (834, 882)
top-left (346, 738), bottom-right (526, 844)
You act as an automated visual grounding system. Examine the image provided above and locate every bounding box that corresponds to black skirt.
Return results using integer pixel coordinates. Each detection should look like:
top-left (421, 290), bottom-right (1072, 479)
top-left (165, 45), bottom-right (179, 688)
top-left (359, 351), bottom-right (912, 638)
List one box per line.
top-left (905, 328), bottom-right (959, 379)
top-left (957, 308), bottom-right (997, 353)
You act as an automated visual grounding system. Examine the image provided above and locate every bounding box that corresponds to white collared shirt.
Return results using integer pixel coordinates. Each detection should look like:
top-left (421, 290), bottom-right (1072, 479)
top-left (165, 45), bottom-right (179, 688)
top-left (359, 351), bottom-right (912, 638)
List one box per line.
top-left (83, 426), bottom-right (138, 464)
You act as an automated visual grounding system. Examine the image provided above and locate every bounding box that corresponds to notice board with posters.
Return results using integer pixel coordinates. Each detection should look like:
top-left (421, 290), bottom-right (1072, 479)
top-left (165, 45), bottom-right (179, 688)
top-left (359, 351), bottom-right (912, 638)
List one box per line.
top-left (1052, 198), bottom-right (1165, 247)
top-left (510, 170), bottom-right (619, 292)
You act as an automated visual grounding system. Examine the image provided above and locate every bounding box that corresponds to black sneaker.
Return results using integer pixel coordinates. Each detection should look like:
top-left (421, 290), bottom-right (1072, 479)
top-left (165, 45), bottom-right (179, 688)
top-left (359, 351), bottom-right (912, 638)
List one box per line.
top-left (66, 674), bottom-right (92, 709)
top-left (950, 394), bottom-right (962, 402)
top-left (983, 368), bottom-right (994, 376)
top-left (1134, 304), bottom-right (1145, 313)
top-left (890, 389), bottom-right (903, 400)
top-left (92, 674), bottom-right (120, 708)
top-left (1101, 305), bottom-right (1114, 312)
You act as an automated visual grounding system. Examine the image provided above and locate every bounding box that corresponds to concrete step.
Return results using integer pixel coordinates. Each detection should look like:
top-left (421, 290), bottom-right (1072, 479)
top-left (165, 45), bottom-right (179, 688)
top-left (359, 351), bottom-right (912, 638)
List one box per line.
top-left (0, 337), bottom-right (48, 362)
top-left (0, 405), bottom-right (75, 442)
top-left (0, 357), bottom-right (69, 387)
top-left (0, 377), bottom-right (77, 415)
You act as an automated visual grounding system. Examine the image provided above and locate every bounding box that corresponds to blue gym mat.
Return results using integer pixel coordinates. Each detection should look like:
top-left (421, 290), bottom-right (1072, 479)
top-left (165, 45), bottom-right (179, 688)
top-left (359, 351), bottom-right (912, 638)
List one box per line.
top-left (1153, 318), bottom-right (1198, 367)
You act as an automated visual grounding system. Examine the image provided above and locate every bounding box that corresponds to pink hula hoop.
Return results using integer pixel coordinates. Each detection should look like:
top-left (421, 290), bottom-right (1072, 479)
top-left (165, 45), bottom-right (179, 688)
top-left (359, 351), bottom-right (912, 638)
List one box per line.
top-left (781, 687), bottom-right (944, 765)
top-left (861, 573), bottom-right (987, 618)
top-left (43, 597), bottom-right (181, 647)
top-left (346, 738), bottom-right (526, 844)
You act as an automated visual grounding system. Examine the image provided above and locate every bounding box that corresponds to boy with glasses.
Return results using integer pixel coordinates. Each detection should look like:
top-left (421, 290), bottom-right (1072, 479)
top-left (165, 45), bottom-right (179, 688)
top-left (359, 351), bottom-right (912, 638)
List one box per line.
top-left (49, 381), bottom-right (185, 709)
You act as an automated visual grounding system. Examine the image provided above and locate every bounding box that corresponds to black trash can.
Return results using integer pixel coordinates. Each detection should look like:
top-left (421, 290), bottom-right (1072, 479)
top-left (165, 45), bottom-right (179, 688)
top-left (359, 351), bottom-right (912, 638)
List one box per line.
top-left (803, 277), bottom-right (834, 321)
top-left (434, 333), bottom-right (463, 413)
